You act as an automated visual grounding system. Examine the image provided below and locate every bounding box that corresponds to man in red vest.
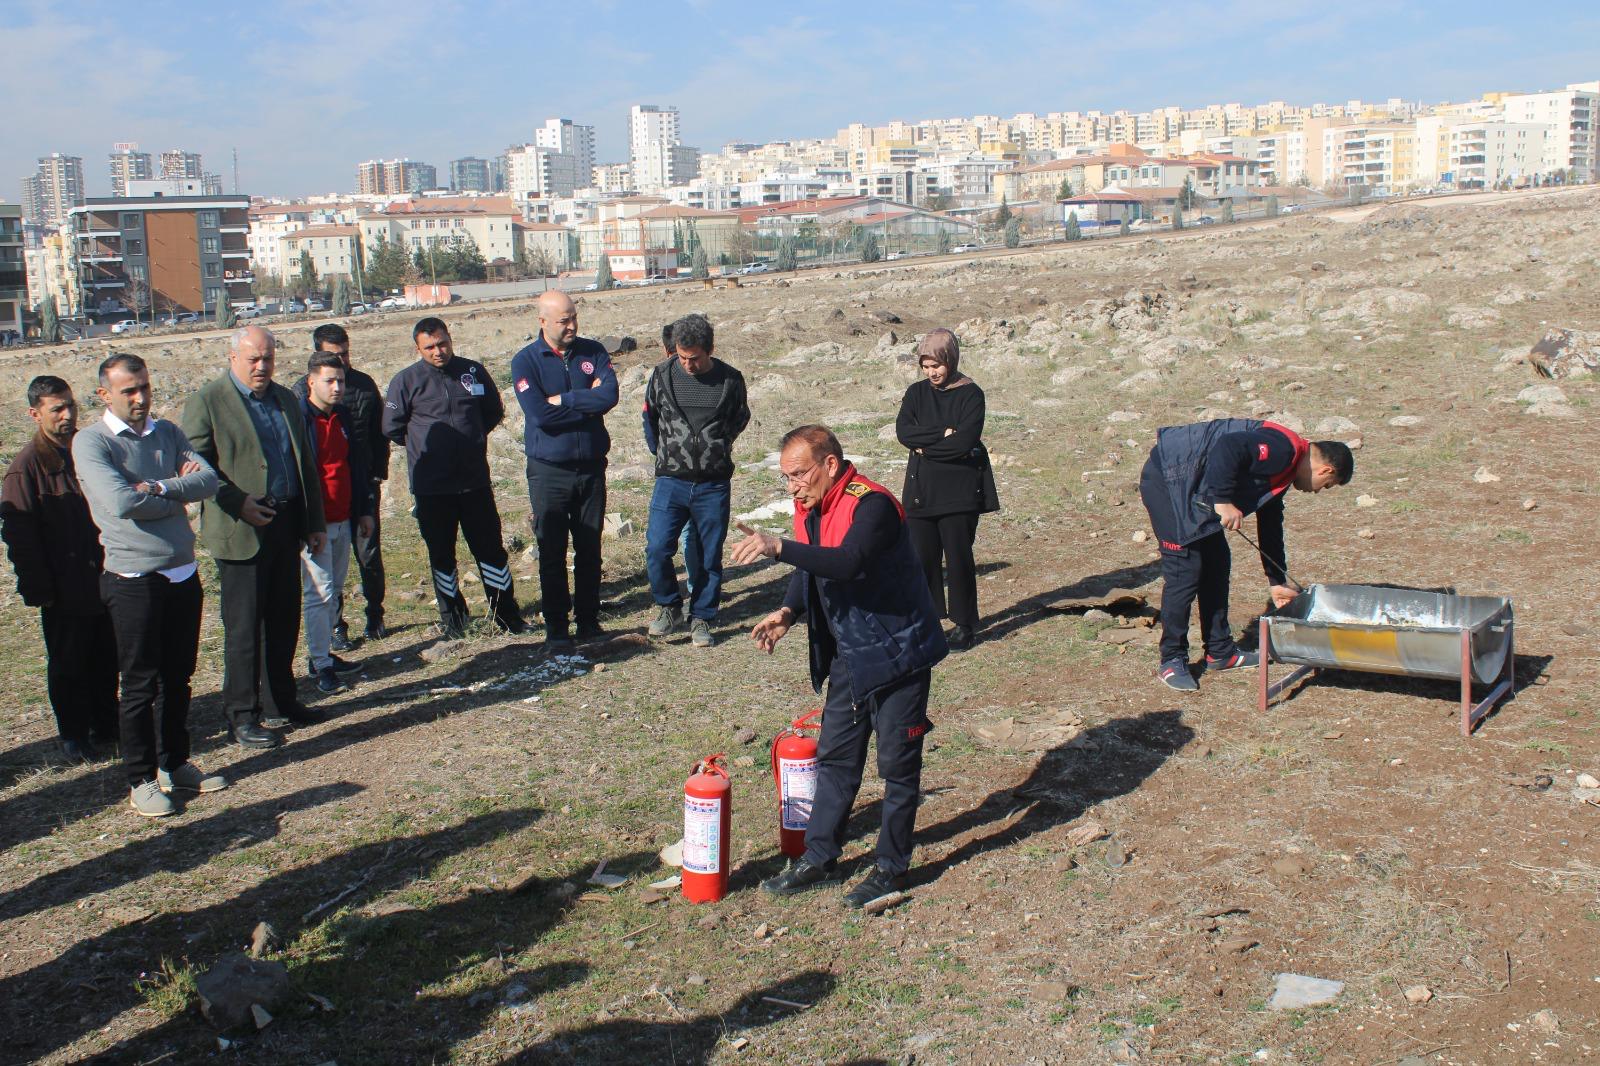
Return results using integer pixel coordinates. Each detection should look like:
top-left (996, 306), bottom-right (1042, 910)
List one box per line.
top-left (1139, 418), bottom-right (1353, 691)
top-left (731, 425), bottom-right (947, 907)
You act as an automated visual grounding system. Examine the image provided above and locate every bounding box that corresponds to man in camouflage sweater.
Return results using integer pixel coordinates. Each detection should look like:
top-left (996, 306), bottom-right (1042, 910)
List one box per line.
top-left (641, 314), bottom-right (750, 647)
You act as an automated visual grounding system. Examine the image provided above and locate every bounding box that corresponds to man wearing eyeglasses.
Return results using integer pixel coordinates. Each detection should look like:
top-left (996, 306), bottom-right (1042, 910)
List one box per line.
top-left (730, 425), bottom-right (947, 908)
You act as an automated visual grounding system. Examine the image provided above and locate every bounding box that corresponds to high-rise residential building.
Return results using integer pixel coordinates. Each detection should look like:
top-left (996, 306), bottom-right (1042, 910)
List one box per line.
top-left (0, 203), bottom-right (26, 336)
top-left (109, 143), bottom-right (153, 197)
top-left (356, 159), bottom-right (439, 195)
top-left (450, 157), bottom-right (492, 193)
top-left (71, 192), bottom-right (252, 317)
top-left (21, 154), bottom-right (86, 228)
top-left (535, 119), bottom-right (596, 176)
top-left (1499, 84), bottom-right (1596, 182)
top-left (505, 145), bottom-right (585, 201)
top-left (630, 104), bottom-right (697, 191)
top-left (158, 149), bottom-right (204, 180)
top-left (591, 162), bottom-right (633, 196)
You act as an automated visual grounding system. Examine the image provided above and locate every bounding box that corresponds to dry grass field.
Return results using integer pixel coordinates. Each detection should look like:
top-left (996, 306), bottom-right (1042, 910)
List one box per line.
top-left (0, 187), bottom-right (1596, 1065)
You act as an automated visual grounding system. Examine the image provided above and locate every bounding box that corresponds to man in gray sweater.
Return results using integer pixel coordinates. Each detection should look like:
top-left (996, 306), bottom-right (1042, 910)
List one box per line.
top-left (73, 353), bottom-right (228, 818)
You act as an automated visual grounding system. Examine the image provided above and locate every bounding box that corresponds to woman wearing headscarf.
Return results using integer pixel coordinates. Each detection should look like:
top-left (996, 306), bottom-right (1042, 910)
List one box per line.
top-left (894, 329), bottom-right (999, 649)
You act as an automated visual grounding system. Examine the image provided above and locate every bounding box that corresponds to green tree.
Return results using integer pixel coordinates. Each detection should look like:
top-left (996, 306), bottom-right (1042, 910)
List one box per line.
top-left (690, 244), bottom-right (709, 279)
top-left (1120, 216), bottom-right (1131, 237)
top-left (1180, 176), bottom-right (1197, 210)
top-left (216, 291), bottom-right (235, 329)
top-left (1065, 213), bottom-right (1082, 241)
top-left (296, 250), bottom-right (318, 297)
top-left (1004, 216), bottom-right (1021, 248)
top-left (995, 196), bottom-right (1012, 225)
top-left (859, 230), bottom-right (882, 263)
top-left (775, 235), bottom-right (797, 272)
top-left (594, 253), bottom-right (615, 291)
top-left (1221, 199), bottom-right (1234, 223)
top-left (924, 192), bottom-right (953, 212)
top-left (331, 276), bottom-right (350, 314)
top-left (252, 270), bottom-right (280, 301)
top-left (449, 235), bottom-right (487, 281)
top-left (1057, 177), bottom-right (1073, 200)
top-left (672, 220), bottom-right (685, 254)
top-left (39, 296), bottom-right (60, 343)
top-left (681, 220), bottom-right (700, 259)
top-left (795, 221), bottom-right (820, 254)
top-left (936, 229), bottom-right (952, 255)
top-left (1171, 205), bottom-right (1184, 230)
top-left (1265, 194), bottom-right (1280, 218)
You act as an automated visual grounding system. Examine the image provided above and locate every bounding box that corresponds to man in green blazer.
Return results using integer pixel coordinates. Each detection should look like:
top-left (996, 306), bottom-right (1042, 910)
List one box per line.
top-left (184, 325), bottom-right (327, 749)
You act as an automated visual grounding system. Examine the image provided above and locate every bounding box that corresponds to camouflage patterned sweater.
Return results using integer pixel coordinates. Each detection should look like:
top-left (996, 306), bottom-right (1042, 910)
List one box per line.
top-left (641, 357), bottom-right (750, 482)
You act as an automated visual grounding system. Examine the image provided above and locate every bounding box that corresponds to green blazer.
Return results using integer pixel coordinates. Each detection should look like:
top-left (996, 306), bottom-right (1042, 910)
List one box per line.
top-left (182, 372), bottom-right (326, 562)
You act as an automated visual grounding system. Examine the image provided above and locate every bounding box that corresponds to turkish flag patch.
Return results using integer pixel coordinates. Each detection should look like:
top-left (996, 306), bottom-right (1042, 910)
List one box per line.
top-left (1258, 443), bottom-right (1270, 461)
top-left (515, 378), bottom-right (530, 393)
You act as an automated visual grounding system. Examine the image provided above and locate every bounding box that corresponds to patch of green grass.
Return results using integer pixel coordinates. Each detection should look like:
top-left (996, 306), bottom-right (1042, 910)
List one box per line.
top-left (134, 957), bottom-right (197, 1019)
top-left (1494, 528), bottom-right (1532, 544)
top-left (1389, 499), bottom-right (1421, 514)
top-left (1522, 739), bottom-right (1571, 756)
top-left (1247, 998), bottom-right (1267, 1012)
top-left (1132, 1006), bottom-right (1158, 1026)
top-left (1049, 1005), bottom-right (1078, 1024)
top-left (1097, 1021), bottom-right (1122, 1038)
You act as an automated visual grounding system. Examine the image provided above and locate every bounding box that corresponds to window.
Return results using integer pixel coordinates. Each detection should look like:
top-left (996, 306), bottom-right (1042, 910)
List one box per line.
top-left (411, 237), bottom-right (421, 248)
top-left (205, 286), bottom-right (223, 305)
top-left (202, 236), bottom-right (219, 253)
top-left (454, 219), bottom-right (464, 228)
top-left (198, 211), bottom-right (219, 228)
top-left (126, 239), bottom-right (144, 255)
top-left (204, 262), bottom-right (221, 278)
top-left (121, 213), bottom-right (142, 229)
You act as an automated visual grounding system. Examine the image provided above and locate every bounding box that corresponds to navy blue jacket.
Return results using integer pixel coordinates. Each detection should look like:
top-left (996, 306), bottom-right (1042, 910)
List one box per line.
top-left (510, 335), bottom-right (619, 467)
top-left (1148, 418), bottom-right (1296, 580)
top-left (781, 492), bottom-right (948, 702)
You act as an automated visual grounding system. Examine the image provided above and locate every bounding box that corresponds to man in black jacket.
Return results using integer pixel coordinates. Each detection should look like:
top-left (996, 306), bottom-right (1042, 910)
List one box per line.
top-left (1139, 418), bottom-right (1352, 691)
top-left (382, 317), bottom-right (523, 635)
top-left (641, 314), bottom-right (749, 648)
top-left (0, 376), bottom-right (118, 762)
top-left (307, 323), bottom-right (390, 643)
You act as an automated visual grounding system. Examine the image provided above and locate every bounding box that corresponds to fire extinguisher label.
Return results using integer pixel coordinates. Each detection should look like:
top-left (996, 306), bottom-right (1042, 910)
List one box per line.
top-left (682, 795), bottom-right (723, 874)
top-left (778, 757), bottom-right (818, 830)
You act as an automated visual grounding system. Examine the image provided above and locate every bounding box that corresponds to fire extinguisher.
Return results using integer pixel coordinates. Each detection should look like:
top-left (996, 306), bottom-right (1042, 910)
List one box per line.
top-left (681, 754), bottom-right (731, 904)
top-left (771, 709), bottom-right (822, 859)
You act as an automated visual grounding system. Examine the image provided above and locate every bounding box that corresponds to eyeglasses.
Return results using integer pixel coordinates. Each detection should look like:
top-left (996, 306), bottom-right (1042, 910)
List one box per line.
top-left (777, 463), bottom-right (817, 489)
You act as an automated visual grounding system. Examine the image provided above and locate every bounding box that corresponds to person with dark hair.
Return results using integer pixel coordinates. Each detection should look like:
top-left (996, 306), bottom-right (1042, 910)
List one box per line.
top-left (510, 290), bottom-right (618, 649)
top-left (184, 325), bottom-right (327, 750)
top-left (648, 321), bottom-right (704, 602)
top-left (729, 425), bottom-right (947, 907)
top-left (895, 329), bottom-right (999, 651)
top-left (641, 314), bottom-right (749, 647)
top-left (75, 354), bottom-right (226, 816)
top-left (383, 317), bottom-right (523, 635)
top-left (294, 322), bottom-right (390, 643)
top-left (1139, 418), bottom-right (1354, 691)
top-left (2, 376), bottom-right (119, 763)
top-left (298, 353), bottom-right (375, 694)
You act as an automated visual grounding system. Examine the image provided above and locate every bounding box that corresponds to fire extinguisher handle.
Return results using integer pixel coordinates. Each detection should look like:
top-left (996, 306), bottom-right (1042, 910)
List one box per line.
top-left (794, 708), bottom-right (824, 731)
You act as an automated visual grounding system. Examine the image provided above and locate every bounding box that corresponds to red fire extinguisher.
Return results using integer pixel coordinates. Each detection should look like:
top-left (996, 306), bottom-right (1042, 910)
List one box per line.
top-left (771, 709), bottom-right (822, 859)
top-left (681, 754), bottom-right (731, 904)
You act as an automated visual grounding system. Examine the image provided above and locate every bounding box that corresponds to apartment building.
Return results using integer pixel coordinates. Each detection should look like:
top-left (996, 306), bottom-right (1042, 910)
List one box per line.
top-left (358, 196), bottom-right (521, 266)
top-left (920, 155), bottom-right (1016, 207)
top-left (109, 143), bottom-right (153, 197)
top-left (1499, 84), bottom-right (1596, 181)
top-left (1322, 124), bottom-right (1417, 191)
top-left (535, 119), bottom-right (596, 177)
top-left (0, 204), bottom-right (25, 335)
top-left (630, 104), bottom-right (693, 191)
top-left (21, 154), bottom-right (85, 227)
top-left (70, 194), bottom-right (252, 317)
top-left (158, 149), bottom-right (202, 181)
top-left (591, 162), bottom-right (633, 196)
top-left (356, 159), bottom-right (438, 196)
top-left (279, 225), bottom-right (361, 286)
top-left (856, 167), bottom-right (938, 204)
top-left (512, 220), bottom-right (574, 273)
top-left (450, 157), bottom-right (493, 193)
top-left (1254, 130), bottom-right (1308, 185)
top-left (24, 225), bottom-right (77, 317)
top-left (505, 144), bottom-right (586, 200)
top-left (573, 202), bottom-right (739, 275)
top-left (1447, 122), bottom-right (1552, 187)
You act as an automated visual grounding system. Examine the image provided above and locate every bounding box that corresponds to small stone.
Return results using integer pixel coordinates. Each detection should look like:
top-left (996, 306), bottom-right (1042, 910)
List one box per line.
top-left (251, 1004), bottom-right (273, 1030)
top-left (1218, 937), bottom-right (1257, 955)
top-left (1269, 857), bottom-right (1309, 876)
top-left (1355, 494), bottom-right (1377, 508)
top-left (1532, 1008), bottom-right (1559, 1034)
top-left (249, 921), bottom-right (278, 959)
top-left (1322, 731), bottom-right (1343, 740)
top-left (863, 891), bottom-right (907, 915)
top-left (734, 727), bottom-right (758, 745)
top-left (1267, 973), bottom-right (1344, 1010)
top-left (696, 913), bottom-right (722, 930)
top-left (754, 922), bottom-right (770, 939)
top-left (1083, 608), bottom-right (1114, 623)
top-left (1473, 466), bottom-right (1501, 483)
top-left (1522, 498), bottom-right (1537, 511)
top-left (1131, 530), bottom-right (1148, 543)
top-left (639, 889), bottom-right (666, 905)
top-left (686, 973), bottom-right (707, 986)
top-left (659, 841), bottom-right (683, 867)
top-left (1357, 528), bottom-right (1375, 540)
top-left (1388, 415), bottom-right (1423, 427)
top-left (733, 755), bottom-right (755, 767)
top-left (1103, 837), bottom-right (1130, 868)
top-left (1066, 820), bottom-right (1109, 847)
top-left (730, 1037), bottom-right (749, 1051)
top-left (195, 954), bottom-right (291, 1030)
top-left (1576, 773), bottom-right (1599, 789)
top-left (1403, 985), bottom-right (1433, 1004)
top-left (1032, 980), bottom-right (1074, 1002)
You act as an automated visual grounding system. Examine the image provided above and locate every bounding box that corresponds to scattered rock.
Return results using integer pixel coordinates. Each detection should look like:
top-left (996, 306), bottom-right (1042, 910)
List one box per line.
top-left (1066, 820), bottom-right (1109, 847)
top-left (1532, 1008), bottom-right (1560, 1034)
top-left (1269, 857), bottom-right (1309, 876)
top-left (659, 840), bottom-right (684, 867)
top-left (1403, 985), bottom-right (1434, 1004)
top-left (686, 973), bottom-right (707, 986)
top-left (602, 513), bottom-right (635, 538)
top-left (1528, 326), bottom-right (1599, 379)
top-left (1083, 608), bottom-right (1114, 622)
top-left (1267, 973), bottom-right (1344, 1010)
top-left (1131, 530), bottom-right (1148, 543)
top-left (1106, 410), bottom-right (1144, 423)
top-left (1218, 937), bottom-right (1257, 955)
top-left (696, 913), bottom-right (721, 930)
top-left (248, 922), bottom-right (279, 959)
top-left (1522, 498), bottom-right (1537, 511)
top-left (251, 1004), bottom-right (273, 1030)
top-left (1388, 415), bottom-right (1423, 428)
top-left (1031, 981), bottom-right (1075, 1002)
top-left (753, 922), bottom-right (770, 939)
top-left (419, 639), bottom-right (467, 663)
top-left (195, 954), bottom-right (291, 1030)
top-left (1314, 415), bottom-right (1359, 435)
top-left (1472, 466), bottom-right (1500, 483)
top-left (1576, 773), bottom-right (1599, 790)
top-left (1103, 836), bottom-right (1130, 867)
top-left (862, 891), bottom-right (907, 915)
top-left (1355, 494), bottom-right (1377, 508)
top-left (734, 726), bottom-right (758, 745)
top-left (1357, 529), bottom-right (1375, 540)
top-left (869, 309), bottom-right (903, 324)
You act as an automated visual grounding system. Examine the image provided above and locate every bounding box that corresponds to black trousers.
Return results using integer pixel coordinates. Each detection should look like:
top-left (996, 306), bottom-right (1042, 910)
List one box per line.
top-left (336, 480), bottom-right (386, 633)
top-left (102, 572), bottom-right (202, 786)
top-left (40, 606), bottom-right (119, 743)
top-left (217, 505), bottom-right (304, 728)
top-left (413, 487), bottom-right (520, 633)
top-left (804, 659), bottom-right (933, 877)
top-left (526, 461), bottom-right (606, 633)
top-left (1139, 456), bottom-right (1235, 663)
top-left (906, 512), bottom-right (980, 628)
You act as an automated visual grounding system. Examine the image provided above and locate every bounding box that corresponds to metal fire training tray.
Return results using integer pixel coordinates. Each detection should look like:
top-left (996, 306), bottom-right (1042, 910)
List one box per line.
top-left (1258, 584), bottom-right (1515, 736)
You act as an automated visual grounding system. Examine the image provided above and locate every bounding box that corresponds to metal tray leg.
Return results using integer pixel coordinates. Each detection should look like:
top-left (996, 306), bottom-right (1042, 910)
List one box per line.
top-left (1461, 620), bottom-right (1515, 737)
top-left (1258, 616), bottom-right (1313, 711)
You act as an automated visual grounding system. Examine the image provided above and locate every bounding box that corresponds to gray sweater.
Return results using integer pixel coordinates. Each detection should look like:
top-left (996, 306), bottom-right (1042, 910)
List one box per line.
top-left (73, 416), bottom-right (218, 575)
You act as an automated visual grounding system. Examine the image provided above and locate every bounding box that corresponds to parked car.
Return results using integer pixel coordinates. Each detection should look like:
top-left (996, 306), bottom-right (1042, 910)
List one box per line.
top-left (885, 251), bottom-right (904, 261)
top-left (739, 262), bottom-right (769, 274)
top-left (377, 296), bottom-right (406, 310)
top-left (305, 299), bottom-right (326, 312)
top-left (159, 311), bottom-right (200, 326)
top-left (1195, 215), bottom-right (1217, 225)
top-left (349, 302), bottom-right (371, 315)
top-left (109, 319), bottom-right (150, 334)
top-left (951, 243), bottom-right (978, 253)
top-left (235, 305), bottom-right (262, 319)
top-left (0, 329), bottom-right (22, 347)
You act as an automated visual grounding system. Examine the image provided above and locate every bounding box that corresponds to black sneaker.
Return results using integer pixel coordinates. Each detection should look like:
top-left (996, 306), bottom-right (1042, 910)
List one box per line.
top-left (328, 654), bottom-right (364, 675)
top-left (844, 868), bottom-right (908, 909)
top-left (1157, 659), bottom-right (1199, 692)
top-left (760, 858), bottom-right (840, 896)
top-left (1205, 649), bottom-right (1259, 673)
top-left (315, 667), bottom-right (347, 695)
top-left (575, 620), bottom-right (608, 642)
top-left (329, 630), bottom-right (355, 653)
top-left (545, 630), bottom-right (576, 654)
top-left (364, 620), bottom-right (390, 641)
top-left (948, 624), bottom-right (975, 651)
top-left (264, 704), bottom-right (323, 727)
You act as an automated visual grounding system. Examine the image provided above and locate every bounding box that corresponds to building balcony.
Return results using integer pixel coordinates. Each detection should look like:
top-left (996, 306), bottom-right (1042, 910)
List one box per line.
top-left (221, 249), bottom-right (251, 258)
top-left (81, 253), bottom-right (123, 264)
top-left (219, 225), bottom-right (248, 234)
top-left (84, 277), bottom-right (126, 289)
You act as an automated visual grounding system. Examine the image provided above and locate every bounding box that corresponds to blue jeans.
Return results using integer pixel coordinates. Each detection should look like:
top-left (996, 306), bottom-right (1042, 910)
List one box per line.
top-left (647, 477), bottom-right (730, 620)
top-left (679, 525), bottom-right (704, 603)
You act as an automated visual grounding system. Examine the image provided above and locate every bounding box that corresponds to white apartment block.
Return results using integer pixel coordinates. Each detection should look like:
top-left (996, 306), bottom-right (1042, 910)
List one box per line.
top-left (920, 155), bottom-right (1016, 207)
top-left (632, 142), bottom-right (700, 192)
top-left (630, 104), bottom-right (686, 191)
top-left (506, 145), bottom-right (585, 200)
top-left (1499, 85), bottom-right (1596, 181)
top-left (1447, 121), bottom-right (1552, 187)
top-left (1255, 131), bottom-right (1309, 185)
top-left (856, 168), bottom-right (938, 204)
top-left (535, 119), bottom-right (595, 177)
top-left (1321, 125), bottom-right (1416, 191)
top-left (279, 226), bottom-right (361, 284)
top-left (590, 163), bottom-right (633, 196)
top-left (359, 198), bottom-right (521, 265)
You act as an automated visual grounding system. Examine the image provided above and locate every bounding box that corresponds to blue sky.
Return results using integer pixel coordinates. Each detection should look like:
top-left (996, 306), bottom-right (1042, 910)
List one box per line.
top-left (9, 0), bottom-right (1596, 199)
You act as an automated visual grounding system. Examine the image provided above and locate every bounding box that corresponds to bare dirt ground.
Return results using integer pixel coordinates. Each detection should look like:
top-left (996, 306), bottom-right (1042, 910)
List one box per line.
top-left (0, 186), bottom-right (1596, 1065)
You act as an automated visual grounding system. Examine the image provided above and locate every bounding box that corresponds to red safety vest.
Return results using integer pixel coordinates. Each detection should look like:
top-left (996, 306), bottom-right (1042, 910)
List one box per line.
top-left (1259, 421), bottom-right (1310, 501)
top-left (792, 463), bottom-right (904, 547)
